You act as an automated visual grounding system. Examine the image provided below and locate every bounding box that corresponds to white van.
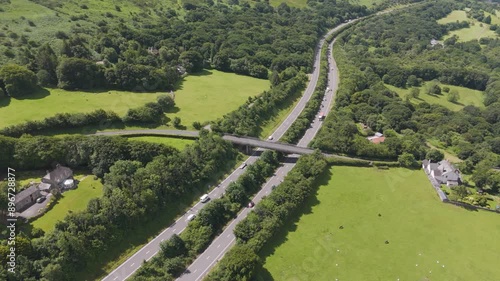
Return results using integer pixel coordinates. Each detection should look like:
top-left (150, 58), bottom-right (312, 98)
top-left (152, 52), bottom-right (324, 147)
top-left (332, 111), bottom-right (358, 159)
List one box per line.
top-left (200, 194), bottom-right (210, 203)
top-left (240, 163), bottom-right (247, 169)
top-left (187, 214), bottom-right (196, 222)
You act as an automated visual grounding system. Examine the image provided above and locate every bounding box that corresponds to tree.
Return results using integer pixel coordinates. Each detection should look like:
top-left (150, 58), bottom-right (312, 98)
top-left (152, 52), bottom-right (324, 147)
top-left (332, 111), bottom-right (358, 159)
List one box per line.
top-left (192, 121), bottom-right (202, 130)
top-left (160, 234), bottom-right (187, 258)
top-left (0, 64), bottom-right (38, 97)
top-left (173, 117), bottom-right (181, 128)
top-left (447, 89), bottom-right (460, 103)
top-left (411, 87), bottom-right (420, 98)
top-left (451, 185), bottom-right (468, 199)
top-left (398, 152), bottom-right (418, 168)
top-left (36, 44), bottom-right (58, 85)
top-left (484, 15), bottom-right (492, 24)
top-left (205, 245), bottom-right (260, 281)
top-left (426, 81), bottom-right (441, 95)
top-left (179, 50), bottom-right (204, 73)
top-left (56, 58), bottom-right (102, 90)
top-left (426, 149), bottom-right (444, 162)
top-left (157, 95), bottom-right (175, 111)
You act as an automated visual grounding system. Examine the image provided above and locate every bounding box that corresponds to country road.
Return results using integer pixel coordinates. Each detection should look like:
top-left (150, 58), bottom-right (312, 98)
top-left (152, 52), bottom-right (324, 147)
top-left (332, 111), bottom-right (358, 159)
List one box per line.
top-left (102, 19), bottom-right (356, 281)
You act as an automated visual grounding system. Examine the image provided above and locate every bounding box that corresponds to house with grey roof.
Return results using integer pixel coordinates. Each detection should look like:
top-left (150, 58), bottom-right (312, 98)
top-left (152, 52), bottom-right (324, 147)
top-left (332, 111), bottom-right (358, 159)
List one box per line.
top-left (41, 164), bottom-right (74, 191)
top-left (422, 159), bottom-right (462, 187)
top-left (15, 185), bottom-right (42, 212)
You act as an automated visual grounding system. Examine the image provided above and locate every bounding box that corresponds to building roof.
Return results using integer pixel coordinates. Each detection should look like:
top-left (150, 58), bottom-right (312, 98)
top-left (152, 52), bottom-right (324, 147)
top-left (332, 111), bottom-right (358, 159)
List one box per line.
top-left (43, 165), bottom-right (73, 184)
top-left (15, 186), bottom-right (39, 203)
top-left (38, 182), bottom-right (51, 191)
top-left (371, 136), bottom-right (386, 144)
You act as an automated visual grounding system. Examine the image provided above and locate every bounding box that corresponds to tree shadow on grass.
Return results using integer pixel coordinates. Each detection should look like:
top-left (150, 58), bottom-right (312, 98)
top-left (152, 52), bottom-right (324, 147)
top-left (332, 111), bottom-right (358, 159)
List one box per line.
top-left (254, 168), bottom-right (333, 279)
top-left (0, 96), bottom-right (10, 108)
top-left (173, 69), bottom-right (214, 92)
top-left (164, 106), bottom-right (180, 114)
top-left (15, 87), bottom-right (50, 100)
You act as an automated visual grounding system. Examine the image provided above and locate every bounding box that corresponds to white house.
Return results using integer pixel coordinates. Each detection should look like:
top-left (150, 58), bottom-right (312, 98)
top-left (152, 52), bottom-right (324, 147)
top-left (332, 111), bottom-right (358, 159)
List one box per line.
top-left (422, 159), bottom-right (462, 187)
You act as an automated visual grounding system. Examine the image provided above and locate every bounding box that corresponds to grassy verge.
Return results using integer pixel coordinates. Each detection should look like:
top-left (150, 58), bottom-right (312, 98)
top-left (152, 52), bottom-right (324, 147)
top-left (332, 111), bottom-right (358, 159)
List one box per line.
top-left (127, 136), bottom-right (196, 150)
top-left (256, 166), bottom-right (500, 281)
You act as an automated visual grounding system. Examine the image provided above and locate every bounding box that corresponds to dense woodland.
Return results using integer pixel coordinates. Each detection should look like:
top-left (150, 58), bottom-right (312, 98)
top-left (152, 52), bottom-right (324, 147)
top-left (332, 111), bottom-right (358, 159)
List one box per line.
top-left (0, 0), bottom-right (368, 98)
top-left (314, 0), bottom-right (500, 196)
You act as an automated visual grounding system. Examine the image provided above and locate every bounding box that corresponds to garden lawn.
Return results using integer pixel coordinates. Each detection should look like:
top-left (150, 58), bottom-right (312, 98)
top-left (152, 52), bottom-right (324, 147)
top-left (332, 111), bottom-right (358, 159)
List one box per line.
top-left (385, 83), bottom-right (484, 111)
top-left (0, 88), bottom-right (161, 128)
top-left (31, 175), bottom-right (103, 232)
top-left (128, 136), bottom-right (195, 150)
top-left (256, 166), bottom-right (500, 281)
top-left (437, 10), bottom-right (498, 42)
top-left (169, 70), bottom-right (269, 129)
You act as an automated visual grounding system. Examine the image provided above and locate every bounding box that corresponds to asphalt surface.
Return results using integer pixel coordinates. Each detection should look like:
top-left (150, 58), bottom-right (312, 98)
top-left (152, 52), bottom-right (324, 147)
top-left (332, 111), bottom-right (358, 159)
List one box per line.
top-left (94, 129), bottom-right (199, 138)
top-left (103, 20), bottom-right (353, 281)
top-left (176, 23), bottom-right (349, 281)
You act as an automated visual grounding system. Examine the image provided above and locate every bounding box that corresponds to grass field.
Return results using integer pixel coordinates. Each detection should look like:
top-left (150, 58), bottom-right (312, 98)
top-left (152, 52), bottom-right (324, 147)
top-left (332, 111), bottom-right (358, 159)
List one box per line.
top-left (268, 0), bottom-right (307, 8)
top-left (0, 70), bottom-right (269, 130)
top-left (0, 88), bottom-right (162, 128)
top-left (31, 174), bottom-right (103, 232)
top-left (169, 70), bottom-right (269, 129)
top-left (127, 136), bottom-right (196, 150)
top-left (437, 10), bottom-right (498, 42)
top-left (256, 166), bottom-right (500, 281)
top-left (385, 83), bottom-right (484, 111)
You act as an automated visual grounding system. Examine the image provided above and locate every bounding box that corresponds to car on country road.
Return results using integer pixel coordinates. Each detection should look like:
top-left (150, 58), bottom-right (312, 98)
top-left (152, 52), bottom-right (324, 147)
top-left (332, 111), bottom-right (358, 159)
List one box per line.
top-left (268, 136), bottom-right (273, 140)
top-left (36, 196), bottom-right (46, 203)
top-left (200, 194), bottom-right (210, 203)
top-left (187, 214), bottom-right (196, 222)
top-left (248, 201), bottom-right (255, 208)
top-left (240, 163), bottom-right (247, 169)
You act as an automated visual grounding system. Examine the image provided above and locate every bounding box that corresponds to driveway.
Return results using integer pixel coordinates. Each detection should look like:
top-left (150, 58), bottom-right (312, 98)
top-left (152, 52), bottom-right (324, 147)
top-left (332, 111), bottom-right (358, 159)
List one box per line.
top-left (17, 193), bottom-right (52, 219)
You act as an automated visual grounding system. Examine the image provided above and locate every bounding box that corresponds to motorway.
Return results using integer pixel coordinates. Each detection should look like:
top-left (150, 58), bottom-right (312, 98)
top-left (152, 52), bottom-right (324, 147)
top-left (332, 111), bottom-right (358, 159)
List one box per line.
top-left (103, 20), bottom-right (353, 281)
top-left (175, 23), bottom-right (349, 281)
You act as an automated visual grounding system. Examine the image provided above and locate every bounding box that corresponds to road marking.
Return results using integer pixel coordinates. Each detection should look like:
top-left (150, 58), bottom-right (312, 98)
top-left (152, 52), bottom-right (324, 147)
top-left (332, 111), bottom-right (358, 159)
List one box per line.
top-left (194, 237), bottom-right (236, 281)
top-left (145, 251), bottom-right (150, 255)
top-left (193, 269), bottom-right (198, 273)
top-left (217, 244), bottom-right (221, 248)
top-left (173, 229), bottom-right (176, 232)
top-left (206, 256), bottom-right (210, 260)
top-left (227, 234), bottom-right (231, 238)
top-left (113, 277), bottom-right (118, 280)
top-left (130, 263), bottom-right (135, 267)
top-left (161, 239), bottom-right (164, 242)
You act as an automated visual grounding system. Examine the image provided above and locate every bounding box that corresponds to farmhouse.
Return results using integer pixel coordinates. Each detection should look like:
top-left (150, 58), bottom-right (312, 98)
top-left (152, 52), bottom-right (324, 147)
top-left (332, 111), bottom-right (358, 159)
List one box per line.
top-left (42, 165), bottom-right (74, 191)
top-left (367, 132), bottom-right (386, 144)
top-left (15, 185), bottom-right (42, 212)
top-left (422, 159), bottom-right (462, 187)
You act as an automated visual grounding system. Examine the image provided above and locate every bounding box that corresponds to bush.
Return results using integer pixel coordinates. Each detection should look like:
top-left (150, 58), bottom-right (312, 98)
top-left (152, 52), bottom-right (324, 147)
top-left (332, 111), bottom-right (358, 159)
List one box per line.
top-left (0, 64), bottom-right (38, 97)
top-left (192, 121), bottom-right (202, 130)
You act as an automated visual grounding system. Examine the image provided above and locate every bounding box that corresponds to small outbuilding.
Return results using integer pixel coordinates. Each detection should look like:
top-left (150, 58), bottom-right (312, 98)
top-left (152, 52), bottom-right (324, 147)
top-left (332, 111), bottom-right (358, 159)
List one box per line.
top-left (15, 185), bottom-right (42, 212)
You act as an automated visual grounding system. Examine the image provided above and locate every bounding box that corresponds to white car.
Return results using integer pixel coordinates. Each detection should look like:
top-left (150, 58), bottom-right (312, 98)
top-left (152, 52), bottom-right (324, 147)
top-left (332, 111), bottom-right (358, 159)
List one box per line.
top-left (240, 163), bottom-right (247, 169)
top-left (268, 136), bottom-right (273, 140)
top-left (187, 214), bottom-right (196, 221)
top-left (200, 194), bottom-right (210, 203)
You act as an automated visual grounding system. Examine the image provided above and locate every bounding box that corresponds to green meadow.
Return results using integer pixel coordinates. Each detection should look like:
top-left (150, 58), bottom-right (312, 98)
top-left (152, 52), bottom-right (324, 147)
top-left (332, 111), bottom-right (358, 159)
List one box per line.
top-left (437, 10), bottom-right (498, 42)
top-left (385, 83), bottom-right (484, 111)
top-left (256, 166), bottom-right (500, 281)
top-left (128, 136), bottom-right (196, 150)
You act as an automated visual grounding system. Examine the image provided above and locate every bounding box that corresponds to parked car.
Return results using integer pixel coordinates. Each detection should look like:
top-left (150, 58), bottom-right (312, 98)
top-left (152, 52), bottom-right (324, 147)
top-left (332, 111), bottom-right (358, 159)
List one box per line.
top-left (248, 201), bottom-right (255, 208)
top-left (187, 214), bottom-right (196, 221)
top-left (200, 194), bottom-right (210, 203)
top-left (36, 196), bottom-right (46, 203)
